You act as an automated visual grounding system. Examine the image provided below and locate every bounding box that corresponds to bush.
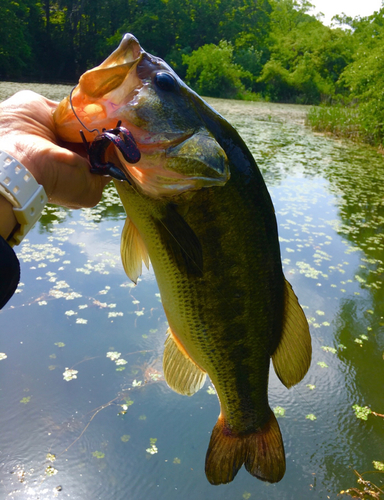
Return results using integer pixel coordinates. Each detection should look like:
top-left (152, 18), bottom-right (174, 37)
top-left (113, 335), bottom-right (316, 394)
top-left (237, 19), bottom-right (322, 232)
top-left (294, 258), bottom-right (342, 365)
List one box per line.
top-left (182, 41), bottom-right (251, 99)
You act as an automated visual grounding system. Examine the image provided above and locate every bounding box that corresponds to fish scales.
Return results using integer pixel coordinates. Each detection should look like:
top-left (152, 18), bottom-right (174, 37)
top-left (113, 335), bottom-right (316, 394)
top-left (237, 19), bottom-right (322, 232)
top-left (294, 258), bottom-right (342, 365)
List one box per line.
top-left (54, 33), bottom-right (311, 485)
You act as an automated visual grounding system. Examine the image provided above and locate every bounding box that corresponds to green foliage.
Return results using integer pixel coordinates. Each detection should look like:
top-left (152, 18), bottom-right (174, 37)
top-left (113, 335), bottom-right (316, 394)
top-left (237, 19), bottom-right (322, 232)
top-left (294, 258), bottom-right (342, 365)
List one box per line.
top-left (307, 8), bottom-right (384, 148)
top-left (259, 0), bottom-right (353, 103)
top-left (306, 414), bottom-right (317, 420)
top-left (183, 41), bottom-right (251, 98)
top-left (306, 105), bottom-right (360, 140)
top-left (352, 404), bottom-right (372, 421)
top-left (373, 461), bottom-right (384, 471)
top-left (0, 0), bottom-right (34, 78)
top-left (0, 0), bottom-right (383, 130)
top-left (273, 406), bottom-right (286, 417)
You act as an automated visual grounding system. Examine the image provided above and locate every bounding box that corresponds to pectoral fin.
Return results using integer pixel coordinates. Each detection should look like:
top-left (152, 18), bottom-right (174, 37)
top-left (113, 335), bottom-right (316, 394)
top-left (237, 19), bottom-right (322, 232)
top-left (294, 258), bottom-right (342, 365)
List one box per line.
top-left (272, 279), bottom-right (311, 388)
top-left (120, 217), bottom-right (149, 284)
top-left (155, 204), bottom-right (203, 277)
top-left (163, 328), bottom-right (206, 396)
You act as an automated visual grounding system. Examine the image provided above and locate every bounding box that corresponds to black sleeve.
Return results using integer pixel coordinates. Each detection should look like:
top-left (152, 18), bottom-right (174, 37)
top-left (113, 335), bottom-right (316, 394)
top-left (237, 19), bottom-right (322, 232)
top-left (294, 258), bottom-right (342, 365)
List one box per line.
top-left (0, 235), bottom-right (20, 309)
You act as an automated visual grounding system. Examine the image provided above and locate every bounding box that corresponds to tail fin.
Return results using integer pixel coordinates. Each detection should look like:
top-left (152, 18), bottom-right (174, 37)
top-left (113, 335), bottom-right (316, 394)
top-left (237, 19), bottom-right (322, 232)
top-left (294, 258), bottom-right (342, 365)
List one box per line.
top-left (205, 411), bottom-right (285, 485)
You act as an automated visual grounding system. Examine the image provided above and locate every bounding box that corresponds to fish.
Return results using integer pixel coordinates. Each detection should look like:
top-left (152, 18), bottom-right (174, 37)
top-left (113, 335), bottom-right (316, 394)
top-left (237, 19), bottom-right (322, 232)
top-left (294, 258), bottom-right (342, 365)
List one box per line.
top-left (54, 34), bottom-right (311, 485)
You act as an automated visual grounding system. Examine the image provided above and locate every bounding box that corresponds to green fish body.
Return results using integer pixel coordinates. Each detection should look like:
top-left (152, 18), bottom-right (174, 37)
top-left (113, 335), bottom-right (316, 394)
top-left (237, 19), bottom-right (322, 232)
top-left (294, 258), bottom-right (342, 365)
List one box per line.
top-left (54, 34), bottom-right (311, 485)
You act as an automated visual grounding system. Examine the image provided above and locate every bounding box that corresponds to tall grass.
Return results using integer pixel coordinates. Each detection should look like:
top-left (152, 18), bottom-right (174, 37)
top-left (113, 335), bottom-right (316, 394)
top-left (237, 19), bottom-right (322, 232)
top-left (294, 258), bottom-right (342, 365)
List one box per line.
top-left (306, 104), bottom-right (384, 150)
top-left (306, 105), bottom-right (360, 141)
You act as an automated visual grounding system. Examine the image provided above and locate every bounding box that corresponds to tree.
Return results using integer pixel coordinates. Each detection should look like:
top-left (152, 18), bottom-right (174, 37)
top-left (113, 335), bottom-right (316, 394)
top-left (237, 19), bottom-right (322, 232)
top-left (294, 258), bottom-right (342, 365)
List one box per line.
top-left (259, 0), bottom-right (353, 103)
top-left (183, 40), bottom-right (251, 98)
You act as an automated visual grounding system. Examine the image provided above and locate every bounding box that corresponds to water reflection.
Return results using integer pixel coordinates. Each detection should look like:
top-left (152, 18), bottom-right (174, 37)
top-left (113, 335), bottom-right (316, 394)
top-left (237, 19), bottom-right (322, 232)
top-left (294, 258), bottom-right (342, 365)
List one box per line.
top-left (0, 86), bottom-right (384, 499)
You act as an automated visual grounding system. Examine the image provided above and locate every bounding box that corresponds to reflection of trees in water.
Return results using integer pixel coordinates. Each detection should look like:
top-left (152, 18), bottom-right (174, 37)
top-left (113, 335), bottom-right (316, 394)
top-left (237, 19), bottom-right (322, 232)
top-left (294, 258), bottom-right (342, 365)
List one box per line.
top-left (322, 144), bottom-right (384, 349)
top-left (36, 184), bottom-right (126, 234)
top-left (323, 145), bottom-right (384, 493)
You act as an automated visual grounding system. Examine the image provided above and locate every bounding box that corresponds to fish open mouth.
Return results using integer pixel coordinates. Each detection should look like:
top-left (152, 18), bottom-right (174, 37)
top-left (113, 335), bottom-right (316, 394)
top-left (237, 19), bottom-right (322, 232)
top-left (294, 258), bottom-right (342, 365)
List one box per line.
top-left (54, 33), bottom-right (230, 197)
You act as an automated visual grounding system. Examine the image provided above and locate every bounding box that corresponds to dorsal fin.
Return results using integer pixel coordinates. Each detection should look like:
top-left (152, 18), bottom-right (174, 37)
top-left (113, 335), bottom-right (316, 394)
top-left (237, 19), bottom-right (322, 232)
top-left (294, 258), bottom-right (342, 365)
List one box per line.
top-left (272, 279), bottom-right (311, 388)
top-left (120, 217), bottom-right (149, 284)
top-left (163, 328), bottom-right (206, 396)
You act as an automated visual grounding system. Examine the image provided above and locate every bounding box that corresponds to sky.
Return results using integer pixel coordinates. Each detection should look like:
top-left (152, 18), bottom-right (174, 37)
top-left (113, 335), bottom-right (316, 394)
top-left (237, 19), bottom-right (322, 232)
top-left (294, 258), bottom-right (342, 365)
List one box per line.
top-left (309, 0), bottom-right (383, 25)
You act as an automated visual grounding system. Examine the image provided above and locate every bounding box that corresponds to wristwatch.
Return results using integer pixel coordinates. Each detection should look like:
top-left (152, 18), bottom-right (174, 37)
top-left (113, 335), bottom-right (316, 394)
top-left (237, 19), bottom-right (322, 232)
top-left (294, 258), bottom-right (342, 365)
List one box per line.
top-left (0, 151), bottom-right (47, 247)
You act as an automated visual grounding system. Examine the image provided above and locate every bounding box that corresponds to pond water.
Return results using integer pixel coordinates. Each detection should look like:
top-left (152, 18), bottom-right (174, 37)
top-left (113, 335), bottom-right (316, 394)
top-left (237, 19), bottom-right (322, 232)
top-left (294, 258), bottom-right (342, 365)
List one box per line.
top-left (0, 83), bottom-right (383, 500)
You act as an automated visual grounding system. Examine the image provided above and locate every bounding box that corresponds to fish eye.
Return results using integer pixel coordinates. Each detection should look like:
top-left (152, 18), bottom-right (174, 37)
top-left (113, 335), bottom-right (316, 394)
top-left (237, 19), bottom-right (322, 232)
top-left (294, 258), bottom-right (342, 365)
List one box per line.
top-left (154, 72), bottom-right (177, 92)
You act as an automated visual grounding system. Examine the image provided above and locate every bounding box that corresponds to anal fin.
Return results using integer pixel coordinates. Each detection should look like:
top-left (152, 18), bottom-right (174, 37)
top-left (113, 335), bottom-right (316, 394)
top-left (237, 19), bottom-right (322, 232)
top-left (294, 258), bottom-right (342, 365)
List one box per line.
top-left (272, 279), bottom-right (311, 388)
top-left (163, 328), bottom-right (206, 396)
top-left (120, 217), bottom-right (150, 284)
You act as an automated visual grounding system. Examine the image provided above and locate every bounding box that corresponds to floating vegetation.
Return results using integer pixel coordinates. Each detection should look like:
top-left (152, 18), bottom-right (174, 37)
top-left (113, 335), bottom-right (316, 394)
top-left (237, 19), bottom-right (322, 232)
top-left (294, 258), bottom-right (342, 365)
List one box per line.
top-left (373, 462), bottom-right (384, 472)
top-left (173, 457), bottom-right (181, 464)
top-left (20, 397), bottom-right (31, 404)
top-left (352, 405), bottom-right (384, 421)
top-left (306, 414), bottom-right (317, 421)
top-left (76, 318), bottom-right (88, 324)
top-left (243, 493), bottom-right (252, 500)
top-left (146, 438), bottom-right (158, 455)
top-left (118, 397), bottom-right (134, 415)
top-left (207, 386), bottom-right (216, 395)
top-left (106, 351), bottom-right (121, 361)
top-left (121, 435), bottom-right (130, 443)
top-left (317, 362), bottom-right (328, 368)
top-left (115, 359), bottom-right (127, 366)
top-left (63, 368), bottom-right (78, 381)
top-left (273, 406), bottom-right (286, 418)
top-left (46, 453), bottom-right (56, 462)
top-left (92, 451), bottom-right (105, 459)
top-left (108, 311), bottom-right (124, 318)
top-left (45, 465), bottom-right (58, 476)
top-left (132, 379), bottom-right (142, 387)
top-left (353, 405), bottom-right (372, 421)
top-left (0, 353), bottom-right (7, 360)
top-left (321, 346), bottom-right (337, 354)
top-left (306, 384), bottom-right (316, 390)
top-left (65, 310), bottom-right (77, 316)
top-left (54, 342), bottom-right (65, 348)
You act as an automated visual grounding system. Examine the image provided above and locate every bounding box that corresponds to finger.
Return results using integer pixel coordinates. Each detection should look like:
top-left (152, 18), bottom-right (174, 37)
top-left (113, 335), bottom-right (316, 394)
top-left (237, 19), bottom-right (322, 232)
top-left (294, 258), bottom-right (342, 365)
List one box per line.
top-left (35, 145), bottom-right (111, 208)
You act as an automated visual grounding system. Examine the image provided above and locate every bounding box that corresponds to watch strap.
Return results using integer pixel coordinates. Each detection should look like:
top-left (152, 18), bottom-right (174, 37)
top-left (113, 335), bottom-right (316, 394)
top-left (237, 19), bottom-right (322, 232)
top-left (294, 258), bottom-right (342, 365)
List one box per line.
top-left (0, 151), bottom-right (47, 246)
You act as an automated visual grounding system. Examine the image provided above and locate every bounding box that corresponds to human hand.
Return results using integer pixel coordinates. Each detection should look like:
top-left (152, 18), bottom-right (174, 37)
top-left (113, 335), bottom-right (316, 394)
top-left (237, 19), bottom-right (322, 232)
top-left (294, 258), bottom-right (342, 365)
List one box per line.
top-left (0, 90), bottom-right (110, 209)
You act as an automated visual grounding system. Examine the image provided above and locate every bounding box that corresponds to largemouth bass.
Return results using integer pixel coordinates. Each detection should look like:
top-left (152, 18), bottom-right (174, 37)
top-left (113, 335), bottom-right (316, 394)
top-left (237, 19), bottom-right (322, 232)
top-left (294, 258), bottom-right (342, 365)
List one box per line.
top-left (54, 34), bottom-right (311, 485)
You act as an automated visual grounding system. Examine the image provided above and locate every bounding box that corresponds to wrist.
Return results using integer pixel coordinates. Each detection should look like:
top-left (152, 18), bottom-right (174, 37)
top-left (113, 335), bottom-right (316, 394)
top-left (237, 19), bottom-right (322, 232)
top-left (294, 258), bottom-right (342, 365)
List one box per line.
top-left (0, 193), bottom-right (18, 240)
top-left (0, 151), bottom-right (48, 246)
